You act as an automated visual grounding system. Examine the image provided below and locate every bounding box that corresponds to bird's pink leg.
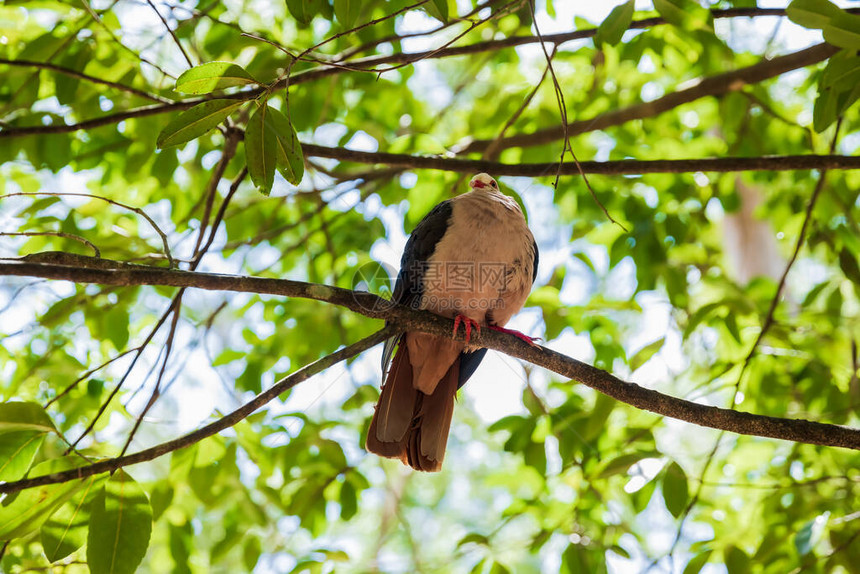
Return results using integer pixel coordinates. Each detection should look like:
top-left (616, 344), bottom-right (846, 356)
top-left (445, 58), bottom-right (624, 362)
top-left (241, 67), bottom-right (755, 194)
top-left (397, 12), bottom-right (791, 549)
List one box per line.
top-left (452, 314), bottom-right (481, 344)
top-left (489, 325), bottom-right (541, 347)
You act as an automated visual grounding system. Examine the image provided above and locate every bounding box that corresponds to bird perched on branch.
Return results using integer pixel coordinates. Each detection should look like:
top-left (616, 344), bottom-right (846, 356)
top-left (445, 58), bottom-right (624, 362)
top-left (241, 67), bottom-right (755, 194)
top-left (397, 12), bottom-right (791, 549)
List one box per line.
top-left (366, 173), bottom-right (539, 471)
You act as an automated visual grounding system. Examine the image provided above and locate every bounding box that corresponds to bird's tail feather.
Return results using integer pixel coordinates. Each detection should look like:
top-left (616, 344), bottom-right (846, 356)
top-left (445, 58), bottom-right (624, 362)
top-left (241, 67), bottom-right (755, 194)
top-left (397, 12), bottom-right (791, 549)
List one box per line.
top-left (407, 357), bottom-right (459, 472)
top-left (367, 337), bottom-right (415, 458)
top-left (366, 339), bottom-right (459, 472)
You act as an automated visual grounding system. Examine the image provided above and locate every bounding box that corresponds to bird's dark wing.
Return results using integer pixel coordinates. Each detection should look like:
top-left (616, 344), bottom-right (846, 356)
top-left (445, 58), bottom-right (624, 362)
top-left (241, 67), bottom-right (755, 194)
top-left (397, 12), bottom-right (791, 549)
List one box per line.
top-left (532, 238), bottom-right (539, 284)
top-left (392, 200), bottom-right (454, 308)
top-left (381, 200), bottom-right (454, 374)
top-left (457, 348), bottom-right (487, 389)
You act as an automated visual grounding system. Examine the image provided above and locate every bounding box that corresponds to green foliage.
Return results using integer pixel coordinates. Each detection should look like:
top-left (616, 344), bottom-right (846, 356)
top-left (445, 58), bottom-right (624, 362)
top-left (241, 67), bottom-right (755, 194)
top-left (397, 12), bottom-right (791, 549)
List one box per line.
top-left (175, 62), bottom-right (260, 95)
top-left (787, 0), bottom-right (860, 130)
top-left (334, 0), bottom-right (362, 28)
top-left (41, 473), bottom-right (108, 562)
top-left (156, 100), bottom-right (245, 148)
top-left (0, 402), bottom-right (56, 482)
top-left (595, 1), bottom-right (635, 47)
top-left (2, 1), bottom-right (859, 573)
top-left (653, 0), bottom-right (713, 31)
top-left (87, 471), bottom-right (153, 574)
top-left (245, 101), bottom-right (279, 194)
top-left (0, 456), bottom-right (98, 541)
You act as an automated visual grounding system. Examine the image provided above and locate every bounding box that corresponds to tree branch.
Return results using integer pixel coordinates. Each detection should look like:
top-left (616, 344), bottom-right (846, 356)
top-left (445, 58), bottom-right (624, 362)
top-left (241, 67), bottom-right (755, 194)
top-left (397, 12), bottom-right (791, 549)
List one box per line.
top-left (0, 30), bottom-right (838, 144)
top-left (2, 257), bottom-right (859, 456)
top-left (457, 42), bottom-right (839, 153)
top-left (0, 58), bottom-right (173, 104)
top-left (300, 145), bottom-right (860, 174)
top-left (0, 324), bottom-right (396, 495)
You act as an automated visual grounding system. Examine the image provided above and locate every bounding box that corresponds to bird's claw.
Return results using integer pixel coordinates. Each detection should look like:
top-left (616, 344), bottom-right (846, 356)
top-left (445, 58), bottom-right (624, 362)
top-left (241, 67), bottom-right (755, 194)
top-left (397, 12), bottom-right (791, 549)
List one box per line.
top-left (452, 314), bottom-right (481, 344)
top-left (489, 325), bottom-right (541, 348)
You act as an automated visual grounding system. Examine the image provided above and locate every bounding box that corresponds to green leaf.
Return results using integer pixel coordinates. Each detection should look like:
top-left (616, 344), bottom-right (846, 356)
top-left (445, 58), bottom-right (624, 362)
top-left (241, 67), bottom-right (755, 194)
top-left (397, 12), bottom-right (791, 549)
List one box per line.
top-left (333, 0), bottom-right (361, 28)
top-left (168, 522), bottom-right (193, 574)
top-left (839, 248), bottom-right (860, 284)
top-left (0, 403), bottom-right (55, 482)
top-left (41, 473), bottom-right (108, 562)
top-left (103, 305), bottom-right (129, 351)
top-left (0, 401), bottom-right (57, 434)
top-left (584, 393), bottom-right (615, 441)
top-left (339, 479), bottom-right (357, 520)
top-left (596, 451), bottom-right (659, 479)
top-left (794, 519), bottom-right (815, 556)
top-left (813, 84), bottom-right (839, 132)
top-left (820, 52), bottom-right (860, 91)
top-left (0, 456), bottom-right (94, 540)
top-left (156, 99), bottom-right (244, 148)
top-left (423, 0), bottom-right (449, 23)
top-left (245, 102), bottom-right (277, 195)
top-left (724, 312), bottom-right (741, 344)
top-left (662, 461), bottom-right (689, 518)
top-left (175, 62), bottom-right (258, 95)
top-left (266, 107), bottom-right (305, 185)
top-left (829, 526), bottom-right (860, 571)
top-left (0, 431), bottom-right (46, 482)
top-left (787, 0), bottom-right (842, 29)
top-left (629, 337), bottom-right (664, 371)
top-left (243, 536), bottom-right (262, 571)
top-left (212, 348), bottom-right (245, 366)
top-left (55, 45), bottom-right (92, 105)
top-left (823, 12), bottom-right (860, 49)
top-left (286, 0), bottom-right (326, 26)
top-left (87, 470), bottom-right (153, 574)
top-left (724, 545), bottom-right (751, 574)
top-left (683, 550), bottom-right (713, 574)
top-left (458, 532), bottom-right (490, 548)
top-left (653, 0), bottom-right (712, 30)
top-left (595, 1), bottom-right (634, 47)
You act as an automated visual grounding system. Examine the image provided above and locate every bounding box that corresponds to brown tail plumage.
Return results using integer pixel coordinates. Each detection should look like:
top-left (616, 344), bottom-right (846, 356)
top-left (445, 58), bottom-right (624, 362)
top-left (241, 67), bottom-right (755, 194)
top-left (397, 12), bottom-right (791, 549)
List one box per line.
top-left (366, 339), bottom-right (459, 472)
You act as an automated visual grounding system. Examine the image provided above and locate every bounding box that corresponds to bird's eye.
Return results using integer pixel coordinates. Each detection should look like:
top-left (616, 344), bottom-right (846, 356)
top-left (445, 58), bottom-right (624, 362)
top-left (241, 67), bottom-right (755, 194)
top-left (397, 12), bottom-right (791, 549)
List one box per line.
top-left (491, 181), bottom-right (497, 188)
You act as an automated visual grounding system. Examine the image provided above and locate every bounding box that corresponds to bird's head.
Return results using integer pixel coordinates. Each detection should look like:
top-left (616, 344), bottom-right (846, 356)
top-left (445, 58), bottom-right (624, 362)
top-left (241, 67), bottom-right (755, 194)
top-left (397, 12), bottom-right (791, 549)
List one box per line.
top-left (469, 173), bottom-right (499, 192)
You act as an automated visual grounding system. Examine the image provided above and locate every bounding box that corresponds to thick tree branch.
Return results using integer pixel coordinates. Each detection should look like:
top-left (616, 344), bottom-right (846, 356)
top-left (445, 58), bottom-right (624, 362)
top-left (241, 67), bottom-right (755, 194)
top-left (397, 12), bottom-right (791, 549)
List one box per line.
top-left (2, 257), bottom-right (859, 456)
top-left (0, 30), bottom-right (837, 144)
top-left (0, 325), bottom-right (396, 495)
top-left (458, 42), bottom-right (839, 153)
top-left (0, 58), bottom-right (173, 104)
top-left (301, 145), bottom-right (860, 174)
top-left (286, 12), bottom-right (844, 87)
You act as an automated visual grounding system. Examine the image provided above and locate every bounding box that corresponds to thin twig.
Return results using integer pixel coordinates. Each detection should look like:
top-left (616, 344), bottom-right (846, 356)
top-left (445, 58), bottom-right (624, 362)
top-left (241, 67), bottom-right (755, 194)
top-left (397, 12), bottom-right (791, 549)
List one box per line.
top-left (67, 294), bottom-right (182, 450)
top-left (528, 0), bottom-right (624, 230)
top-left (191, 129), bottom-right (241, 259)
top-left (0, 231), bottom-right (100, 257)
top-left (119, 298), bottom-right (182, 456)
top-left (0, 58), bottom-right (172, 103)
top-left (0, 326), bottom-right (396, 495)
top-left (78, 0), bottom-right (175, 79)
top-left (144, 0), bottom-right (194, 68)
top-left (195, 167), bottom-right (248, 260)
top-left (0, 192), bottom-right (174, 267)
top-left (45, 348), bottom-right (139, 408)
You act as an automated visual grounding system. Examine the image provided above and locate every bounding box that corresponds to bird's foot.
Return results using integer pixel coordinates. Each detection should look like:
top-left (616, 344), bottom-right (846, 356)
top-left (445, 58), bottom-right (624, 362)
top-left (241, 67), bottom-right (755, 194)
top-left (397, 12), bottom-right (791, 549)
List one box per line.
top-left (489, 325), bottom-right (541, 347)
top-left (452, 314), bottom-right (481, 344)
